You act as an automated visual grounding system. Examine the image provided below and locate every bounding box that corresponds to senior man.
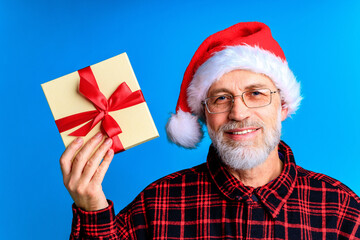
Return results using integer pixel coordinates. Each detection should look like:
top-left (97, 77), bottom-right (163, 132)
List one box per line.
top-left (61, 22), bottom-right (360, 239)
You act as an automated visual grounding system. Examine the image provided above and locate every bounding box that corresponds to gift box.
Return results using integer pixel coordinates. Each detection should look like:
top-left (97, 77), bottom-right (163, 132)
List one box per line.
top-left (41, 53), bottom-right (159, 153)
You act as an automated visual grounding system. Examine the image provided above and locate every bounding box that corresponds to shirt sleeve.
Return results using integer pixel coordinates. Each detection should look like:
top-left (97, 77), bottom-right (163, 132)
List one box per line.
top-left (70, 200), bottom-right (120, 240)
top-left (339, 195), bottom-right (360, 239)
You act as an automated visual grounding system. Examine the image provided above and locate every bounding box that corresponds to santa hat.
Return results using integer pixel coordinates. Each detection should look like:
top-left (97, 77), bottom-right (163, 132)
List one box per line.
top-left (166, 22), bottom-right (302, 148)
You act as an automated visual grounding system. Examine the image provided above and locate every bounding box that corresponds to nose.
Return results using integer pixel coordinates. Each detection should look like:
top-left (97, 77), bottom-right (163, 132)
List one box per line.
top-left (228, 96), bottom-right (251, 121)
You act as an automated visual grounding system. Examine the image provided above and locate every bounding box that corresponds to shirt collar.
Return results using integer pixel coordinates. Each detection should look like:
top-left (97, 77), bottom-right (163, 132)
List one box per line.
top-left (206, 140), bottom-right (297, 219)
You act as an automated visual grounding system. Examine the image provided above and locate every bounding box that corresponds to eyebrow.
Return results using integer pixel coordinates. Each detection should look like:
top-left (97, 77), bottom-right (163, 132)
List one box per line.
top-left (209, 88), bottom-right (231, 96)
top-left (208, 83), bottom-right (270, 96)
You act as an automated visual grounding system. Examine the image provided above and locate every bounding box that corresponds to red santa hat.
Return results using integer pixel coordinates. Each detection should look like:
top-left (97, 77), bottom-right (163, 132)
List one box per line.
top-left (166, 22), bottom-right (302, 148)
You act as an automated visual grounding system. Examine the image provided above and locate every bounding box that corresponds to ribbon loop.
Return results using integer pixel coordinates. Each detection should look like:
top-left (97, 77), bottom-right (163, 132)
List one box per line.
top-left (78, 67), bottom-right (108, 110)
top-left (55, 66), bottom-right (146, 153)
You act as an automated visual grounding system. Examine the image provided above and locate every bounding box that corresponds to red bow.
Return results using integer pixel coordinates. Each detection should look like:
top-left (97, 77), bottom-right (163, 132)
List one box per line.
top-left (55, 66), bottom-right (145, 153)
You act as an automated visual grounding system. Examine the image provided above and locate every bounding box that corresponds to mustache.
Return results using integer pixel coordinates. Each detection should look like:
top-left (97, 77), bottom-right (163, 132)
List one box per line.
top-left (219, 120), bottom-right (264, 132)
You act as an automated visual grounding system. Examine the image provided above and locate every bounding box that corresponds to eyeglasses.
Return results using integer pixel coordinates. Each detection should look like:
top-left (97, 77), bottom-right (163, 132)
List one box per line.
top-left (202, 88), bottom-right (278, 114)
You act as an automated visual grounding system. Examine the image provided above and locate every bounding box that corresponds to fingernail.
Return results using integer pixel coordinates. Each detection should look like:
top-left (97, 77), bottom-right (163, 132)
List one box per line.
top-left (95, 132), bottom-right (103, 138)
top-left (104, 138), bottom-right (112, 145)
top-left (107, 149), bottom-right (114, 156)
top-left (75, 137), bottom-right (83, 144)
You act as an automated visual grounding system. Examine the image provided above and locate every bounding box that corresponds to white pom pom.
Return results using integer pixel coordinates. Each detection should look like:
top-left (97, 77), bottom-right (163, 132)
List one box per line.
top-left (166, 109), bottom-right (203, 148)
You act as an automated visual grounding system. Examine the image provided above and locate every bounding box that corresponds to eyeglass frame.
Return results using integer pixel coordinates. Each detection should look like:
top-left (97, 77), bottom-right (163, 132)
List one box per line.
top-left (202, 88), bottom-right (279, 114)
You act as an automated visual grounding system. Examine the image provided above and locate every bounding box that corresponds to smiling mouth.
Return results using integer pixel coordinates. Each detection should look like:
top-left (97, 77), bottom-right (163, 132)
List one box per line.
top-left (226, 128), bottom-right (260, 135)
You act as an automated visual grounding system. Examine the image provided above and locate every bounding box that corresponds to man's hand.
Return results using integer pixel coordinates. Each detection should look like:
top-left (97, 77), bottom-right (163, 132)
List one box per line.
top-left (60, 132), bottom-right (114, 211)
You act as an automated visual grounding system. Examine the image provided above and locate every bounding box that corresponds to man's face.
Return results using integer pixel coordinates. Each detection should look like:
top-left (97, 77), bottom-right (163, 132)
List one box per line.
top-left (205, 69), bottom-right (288, 170)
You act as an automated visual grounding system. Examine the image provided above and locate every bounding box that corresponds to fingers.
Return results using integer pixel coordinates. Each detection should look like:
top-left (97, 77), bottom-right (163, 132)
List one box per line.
top-left (59, 132), bottom-right (115, 211)
top-left (81, 138), bottom-right (113, 184)
top-left (92, 148), bottom-right (114, 185)
top-left (70, 132), bottom-right (104, 180)
top-left (60, 137), bottom-right (84, 179)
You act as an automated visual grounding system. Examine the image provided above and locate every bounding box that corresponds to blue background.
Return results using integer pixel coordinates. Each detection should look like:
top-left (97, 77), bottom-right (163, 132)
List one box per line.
top-left (1, 0), bottom-right (359, 239)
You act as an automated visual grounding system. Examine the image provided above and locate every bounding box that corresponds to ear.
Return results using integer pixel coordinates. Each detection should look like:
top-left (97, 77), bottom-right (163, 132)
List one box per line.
top-left (280, 106), bottom-right (288, 121)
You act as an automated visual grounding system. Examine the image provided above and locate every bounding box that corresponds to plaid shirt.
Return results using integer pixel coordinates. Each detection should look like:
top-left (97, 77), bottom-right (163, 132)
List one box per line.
top-left (70, 141), bottom-right (360, 239)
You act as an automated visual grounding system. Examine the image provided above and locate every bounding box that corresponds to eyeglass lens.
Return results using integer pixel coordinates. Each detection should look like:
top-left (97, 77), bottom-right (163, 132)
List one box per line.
top-left (206, 89), bottom-right (272, 113)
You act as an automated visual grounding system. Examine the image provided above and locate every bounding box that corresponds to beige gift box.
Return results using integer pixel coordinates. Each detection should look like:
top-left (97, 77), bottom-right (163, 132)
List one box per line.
top-left (41, 53), bottom-right (159, 152)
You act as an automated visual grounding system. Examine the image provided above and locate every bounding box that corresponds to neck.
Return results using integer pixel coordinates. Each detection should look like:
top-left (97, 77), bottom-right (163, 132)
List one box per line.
top-left (227, 146), bottom-right (283, 188)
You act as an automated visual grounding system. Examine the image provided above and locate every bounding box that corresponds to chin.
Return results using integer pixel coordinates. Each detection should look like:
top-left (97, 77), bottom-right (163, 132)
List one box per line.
top-left (207, 115), bottom-right (282, 171)
top-left (216, 137), bottom-right (275, 170)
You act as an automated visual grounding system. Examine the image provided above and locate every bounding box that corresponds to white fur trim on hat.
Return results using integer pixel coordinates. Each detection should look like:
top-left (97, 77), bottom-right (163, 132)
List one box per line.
top-left (166, 109), bottom-right (203, 148)
top-left (187, 45), bottom-right (302, 119)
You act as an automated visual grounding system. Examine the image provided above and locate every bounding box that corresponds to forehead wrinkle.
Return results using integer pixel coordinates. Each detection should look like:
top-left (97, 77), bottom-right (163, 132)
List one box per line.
top-left (244, 83), bottom-right (269, 90)
top-left (207, 70), bottom-right (277, 97)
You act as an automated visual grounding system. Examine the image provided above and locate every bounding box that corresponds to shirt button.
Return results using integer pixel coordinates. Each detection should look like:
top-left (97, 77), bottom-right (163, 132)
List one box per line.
top-left (251, 194), bottom-right (259, 202)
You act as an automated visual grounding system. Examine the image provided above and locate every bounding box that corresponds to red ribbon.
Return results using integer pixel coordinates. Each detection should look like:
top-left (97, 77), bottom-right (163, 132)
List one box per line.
top-left (55, 66), bottom-right (145, 153)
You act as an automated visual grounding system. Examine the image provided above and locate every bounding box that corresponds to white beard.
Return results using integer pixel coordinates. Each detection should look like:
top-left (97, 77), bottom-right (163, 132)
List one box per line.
top-left (207, 108), bottom-right (282, 170)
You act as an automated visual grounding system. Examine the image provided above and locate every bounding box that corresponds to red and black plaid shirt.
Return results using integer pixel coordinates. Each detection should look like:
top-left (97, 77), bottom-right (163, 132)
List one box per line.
top-left (70, 141), bottom-right (360, 239)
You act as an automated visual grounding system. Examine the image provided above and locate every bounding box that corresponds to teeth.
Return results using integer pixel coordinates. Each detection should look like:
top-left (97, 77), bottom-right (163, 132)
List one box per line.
top-left (231, 129), bottom-right (257, 135)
